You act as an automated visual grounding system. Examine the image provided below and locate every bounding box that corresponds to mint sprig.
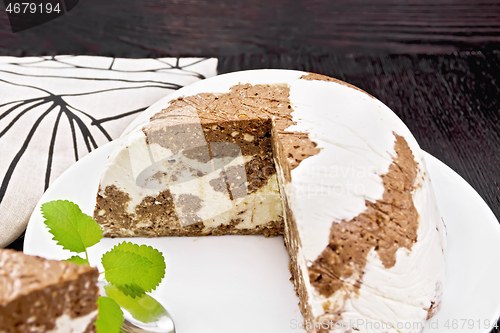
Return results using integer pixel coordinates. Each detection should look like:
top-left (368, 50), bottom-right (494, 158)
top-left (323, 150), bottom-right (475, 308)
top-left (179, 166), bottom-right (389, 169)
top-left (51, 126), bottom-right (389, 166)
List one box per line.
top-left (42, 200), bottom-right (103, 261)
top-left (41, 200), bottom-right (167, 333)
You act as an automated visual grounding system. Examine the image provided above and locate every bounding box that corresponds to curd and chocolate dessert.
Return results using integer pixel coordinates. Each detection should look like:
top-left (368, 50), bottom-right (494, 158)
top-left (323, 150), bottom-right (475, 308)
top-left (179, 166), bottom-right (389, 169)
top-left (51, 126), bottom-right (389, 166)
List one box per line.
top-left (0, 249), bottom-right (99, 333)
top-left (94, 70), bottom-right (446, 332)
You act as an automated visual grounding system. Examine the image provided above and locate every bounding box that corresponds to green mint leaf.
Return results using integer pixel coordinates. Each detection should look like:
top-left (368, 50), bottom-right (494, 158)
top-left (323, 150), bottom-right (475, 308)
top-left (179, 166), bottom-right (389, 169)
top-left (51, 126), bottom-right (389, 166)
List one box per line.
top-left (41, 200), bottom-right (103, 253)
top-left (103, 250), bottom-right (151, 295)
top-left (102, 242), bottom-right (166, 294)
top-left (95, 296), bottom-right (124, 333)
top-left (66, 255), bottom-right (89, 266)
top-left (104, 284), bottom-right (167, 323)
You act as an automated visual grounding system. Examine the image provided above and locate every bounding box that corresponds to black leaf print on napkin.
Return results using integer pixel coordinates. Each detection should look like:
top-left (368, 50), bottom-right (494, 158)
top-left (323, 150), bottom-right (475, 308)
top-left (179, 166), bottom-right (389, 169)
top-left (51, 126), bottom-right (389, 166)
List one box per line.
top-left (0, 56), bottom-right (213, 206)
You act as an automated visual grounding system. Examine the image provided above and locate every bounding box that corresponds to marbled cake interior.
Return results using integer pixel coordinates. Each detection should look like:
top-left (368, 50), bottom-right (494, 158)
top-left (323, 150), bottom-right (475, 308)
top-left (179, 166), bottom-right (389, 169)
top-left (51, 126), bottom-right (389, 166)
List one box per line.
top-left (95, 83), bottom-right (318, 238)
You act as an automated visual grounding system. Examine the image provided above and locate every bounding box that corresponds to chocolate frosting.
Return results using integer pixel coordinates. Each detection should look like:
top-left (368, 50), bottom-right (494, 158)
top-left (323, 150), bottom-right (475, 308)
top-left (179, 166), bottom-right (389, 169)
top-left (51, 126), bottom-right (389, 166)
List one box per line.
top-left (300, 73), bottom-right (374, 99)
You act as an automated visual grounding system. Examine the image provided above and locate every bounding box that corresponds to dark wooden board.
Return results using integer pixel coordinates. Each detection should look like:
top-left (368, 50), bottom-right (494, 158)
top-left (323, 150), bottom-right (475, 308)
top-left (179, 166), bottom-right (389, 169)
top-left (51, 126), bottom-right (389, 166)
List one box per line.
top-left (1, 0), bottom-right (500, 56)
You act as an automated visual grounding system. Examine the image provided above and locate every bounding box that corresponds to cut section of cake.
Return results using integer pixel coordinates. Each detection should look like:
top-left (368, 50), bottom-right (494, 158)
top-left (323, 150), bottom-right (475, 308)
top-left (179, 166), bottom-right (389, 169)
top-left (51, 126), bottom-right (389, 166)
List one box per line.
top-left (93, 70), bottom-right (446, 332)
top-left (0, 249), bottom-right (99, 333)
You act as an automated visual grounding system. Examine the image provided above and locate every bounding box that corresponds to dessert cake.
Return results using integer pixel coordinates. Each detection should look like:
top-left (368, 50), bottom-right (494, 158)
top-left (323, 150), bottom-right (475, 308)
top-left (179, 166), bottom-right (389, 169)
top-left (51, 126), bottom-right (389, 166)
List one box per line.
top-left (0, 249), bottom-right (99, 333)
top-left (94, 70), bottom-right (446, 332)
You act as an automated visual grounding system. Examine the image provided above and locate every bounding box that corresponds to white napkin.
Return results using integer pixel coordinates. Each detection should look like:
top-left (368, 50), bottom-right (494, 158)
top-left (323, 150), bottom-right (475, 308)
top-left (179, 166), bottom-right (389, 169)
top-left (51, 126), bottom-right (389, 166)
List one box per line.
top-left (0, 56), bottom-right (218, 247)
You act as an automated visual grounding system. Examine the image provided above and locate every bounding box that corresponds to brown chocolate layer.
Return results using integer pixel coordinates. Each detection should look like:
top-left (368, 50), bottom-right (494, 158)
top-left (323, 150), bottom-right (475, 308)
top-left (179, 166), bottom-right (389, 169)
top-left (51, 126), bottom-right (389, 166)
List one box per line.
top-left (94, 184), bottom-right (134, 231)
top-left (308, 134), bottom-right (419, 299)
top-left (282, 195), bottom-right (315, 324)
top-left (300, 73), bottom-right (374, 99)
top-left (0, 249), bottom-right (98, 333)
top-left (95, 185), bottom-right (179, 237)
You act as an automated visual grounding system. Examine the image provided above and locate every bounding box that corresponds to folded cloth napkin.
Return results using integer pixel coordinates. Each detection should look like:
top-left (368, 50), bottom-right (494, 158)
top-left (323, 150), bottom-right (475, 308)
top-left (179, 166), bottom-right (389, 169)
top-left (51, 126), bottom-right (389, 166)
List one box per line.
top-left (0, 56), bottom-right (218, 247)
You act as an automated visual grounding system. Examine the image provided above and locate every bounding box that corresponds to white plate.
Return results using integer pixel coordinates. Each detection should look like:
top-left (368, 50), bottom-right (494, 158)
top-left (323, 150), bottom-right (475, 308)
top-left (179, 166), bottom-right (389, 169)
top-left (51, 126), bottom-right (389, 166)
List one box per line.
top-left (25, 142), bottom-right (500, 333)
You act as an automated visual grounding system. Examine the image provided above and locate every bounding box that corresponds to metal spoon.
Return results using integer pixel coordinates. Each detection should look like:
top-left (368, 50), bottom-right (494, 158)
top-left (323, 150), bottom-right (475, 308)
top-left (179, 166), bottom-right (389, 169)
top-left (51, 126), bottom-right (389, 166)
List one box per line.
top-left (98, 281), bottom-right (176, 333)
top-left (119, 305), bottom-right (175, 333)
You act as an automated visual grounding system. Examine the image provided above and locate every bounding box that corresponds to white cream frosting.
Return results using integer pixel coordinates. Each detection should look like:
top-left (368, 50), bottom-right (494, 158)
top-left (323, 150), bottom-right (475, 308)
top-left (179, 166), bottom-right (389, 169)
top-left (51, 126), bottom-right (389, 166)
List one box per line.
top-left (98, 69), bottom-right (446, 331)
top-left (46, 310), bottom-right (97, 333)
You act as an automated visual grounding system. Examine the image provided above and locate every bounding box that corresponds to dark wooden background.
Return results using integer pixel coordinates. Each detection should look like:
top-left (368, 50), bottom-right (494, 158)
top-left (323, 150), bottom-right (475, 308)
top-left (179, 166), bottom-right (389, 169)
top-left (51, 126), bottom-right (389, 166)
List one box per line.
top-left (1, 0), bottom-right (500, 330)
top-left (1, 0), bottom-right (500, 56)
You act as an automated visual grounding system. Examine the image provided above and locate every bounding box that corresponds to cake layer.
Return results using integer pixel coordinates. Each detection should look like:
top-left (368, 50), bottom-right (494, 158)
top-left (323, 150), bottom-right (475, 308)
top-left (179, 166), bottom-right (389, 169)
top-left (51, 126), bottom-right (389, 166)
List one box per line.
top-left (0, 249), bottom-right (99, 333)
